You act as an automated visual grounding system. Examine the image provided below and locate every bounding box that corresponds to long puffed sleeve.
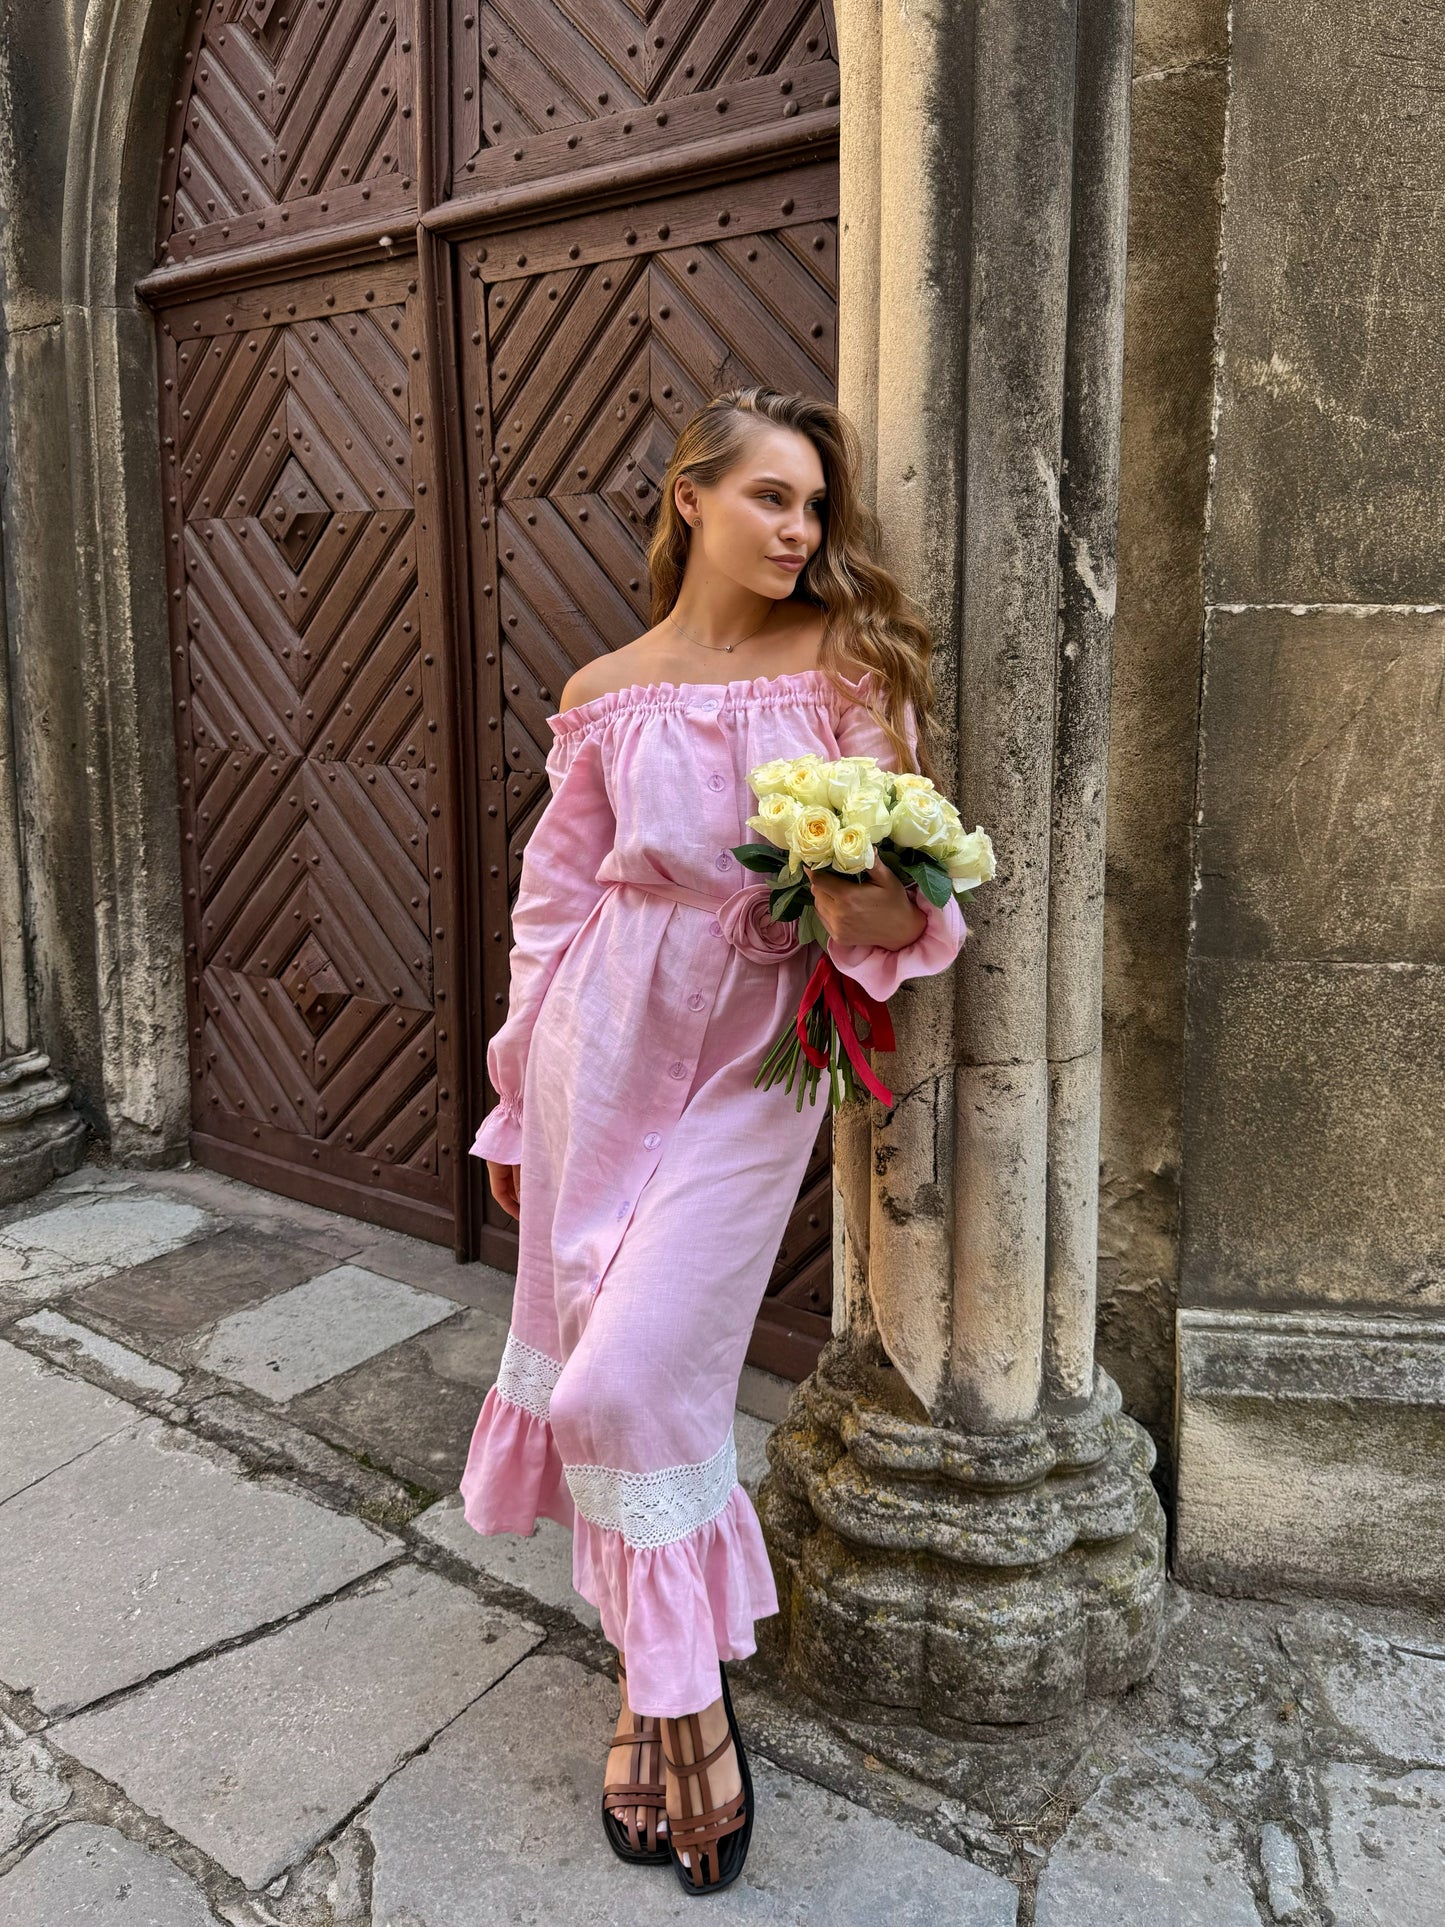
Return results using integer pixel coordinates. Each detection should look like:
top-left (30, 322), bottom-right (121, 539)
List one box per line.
top-left (825, 673), bottom-right (968, 1003)
top-left (471, 726), bottom-right (617, 1164)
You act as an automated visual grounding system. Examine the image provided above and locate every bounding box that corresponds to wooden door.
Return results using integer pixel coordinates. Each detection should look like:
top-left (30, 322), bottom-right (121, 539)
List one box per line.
top-left (457, 167), bottom-right (841, 1380)
top-left (158, 263), bottom-right (461, 1243)
top-left (145, 0), bottom-right (839, 1370)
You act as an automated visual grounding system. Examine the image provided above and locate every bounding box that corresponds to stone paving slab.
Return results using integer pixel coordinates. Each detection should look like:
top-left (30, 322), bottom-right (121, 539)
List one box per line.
top-left (0, 1241), bottom-right (114, 1306)
top-left (363, 1654), bottom-right (1020, 1924)
top-left (1032, 1767), bottom-right (1259, 1925)
top-left (15, 1309), bottom-right (184, 1398)
top-left (2, 1198), bottom-right (210, 1275)
top-left (285, 1304), bottom-right (510, 1492)
top-left (0, 1340), bottom-right (136, 1503)
top-left (0, 1416), bottom-right (396, 1714)
top-left (1, 1711), bottom-right (73, 1856)
top-left (416, 1498), bottom-right (603, 1629)
top-left (53, 1564), bottom-right (544, 1893)
top-left (0, 1822), bottom-right (221, 1926)
top-left (1281, 1603), bottom-right (1445, 1769)
top-left (1322, 1760), bottom-right (1445, 1924)
top-left (189, 1264), bottom-right (459, 1401)
top-left (71, 1228), bottom-right (323, 1343)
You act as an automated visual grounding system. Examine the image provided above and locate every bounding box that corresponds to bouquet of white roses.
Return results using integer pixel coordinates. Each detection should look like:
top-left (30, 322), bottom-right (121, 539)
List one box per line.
top-left (732, 751), bottom-right (994, 1110)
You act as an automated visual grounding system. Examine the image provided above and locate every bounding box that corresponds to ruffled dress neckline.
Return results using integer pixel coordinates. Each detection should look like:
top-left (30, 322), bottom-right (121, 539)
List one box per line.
top-left (546, 663), bottom-right (874, 736)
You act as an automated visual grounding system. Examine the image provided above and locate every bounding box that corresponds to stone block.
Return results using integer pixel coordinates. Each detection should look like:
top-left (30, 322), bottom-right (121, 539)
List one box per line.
top-left (1322, 1762), bottom-right (1445, 1924)
top-left (1195, 607), bottom-right (1445, 966)
top-left (0, 1714), bottom-right (73, 1856)
top-left (1278, 1604), bottom-right (1445, 1768)
top-left (0, 1339), bottom-right (135, 1501)
top-left (1177, 1313), bottom-right (1445, 1606)
top-left (363, 1654), bottom-right (1020, 1923)
top-left (15, 1310), bottom-right (183, 1398)
top-left (53, 1565), bottom-right (542, 1893)
top-left (284, 1303), bottom-right (507, 1490)
top-left (1133, 0), bottom-right (1227, 75)
top-left (1207, 0), bottom-right (1445, 602)
top-left (0, 1416), bottom-right (395, 1713)
top-left (1034, 1767), bottom-right (1259, 1923)
top-left (189, 1264), bottom-right (458, 1401)
top-left (1182, 959), bottom-right (1445, 1312)
top-left (0, 1822), bottom-right (221, 1926)
top-left (0, 1198), bottom-right (210, 1313)
top-left (414, 1499), bottom-right (599, 1629)
top-left (71, 1227), bottom-right (322, 1340)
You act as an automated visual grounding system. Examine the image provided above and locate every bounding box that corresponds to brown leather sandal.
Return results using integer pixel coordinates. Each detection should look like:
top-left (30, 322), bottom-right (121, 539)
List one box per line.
top-left (601, 1653), bottom-right (670, 1865)
top-left (659, 1662), bottom-right (754, 1894)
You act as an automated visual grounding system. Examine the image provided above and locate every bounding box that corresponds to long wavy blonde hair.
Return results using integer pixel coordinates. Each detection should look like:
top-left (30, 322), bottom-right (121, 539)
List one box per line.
top-left (645, 388), bottom-right (943, 784)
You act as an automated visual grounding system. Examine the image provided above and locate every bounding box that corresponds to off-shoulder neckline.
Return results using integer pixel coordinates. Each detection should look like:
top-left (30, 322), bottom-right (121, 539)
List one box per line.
top-left (547, 663), bottom-right (873, 735)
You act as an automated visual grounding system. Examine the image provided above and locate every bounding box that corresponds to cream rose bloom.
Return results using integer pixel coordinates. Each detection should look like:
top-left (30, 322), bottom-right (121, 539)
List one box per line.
top-left (746, 792), bottom-right (803, 848)
top-left (943, 827), bottom-right (996, 888)
top-left (839, 778), bottom-right (894, 840)
top-left (789, 805), bottom-right (839, 867)
top-left (822, 755), bottom-right (882, 809)
top-left (888, 785), bottom-right (954, 852)
top-left (783, 755), bottom-right (833, 806)
top-left (831, 822), bottom-right (875, 874)
top-left (747, 757), bottom-right (799, 800)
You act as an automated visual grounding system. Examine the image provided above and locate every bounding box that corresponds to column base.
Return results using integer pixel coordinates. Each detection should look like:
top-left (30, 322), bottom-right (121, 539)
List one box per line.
top-left (0, 1053), bottom-right (88, 1205)
top-left (756, 1336), bottom-right (1168, 1730)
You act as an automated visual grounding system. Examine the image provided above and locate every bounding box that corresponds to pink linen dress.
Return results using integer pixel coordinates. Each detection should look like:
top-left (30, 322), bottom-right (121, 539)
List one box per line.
top-left (459, 664), bottom-right (966, 1717)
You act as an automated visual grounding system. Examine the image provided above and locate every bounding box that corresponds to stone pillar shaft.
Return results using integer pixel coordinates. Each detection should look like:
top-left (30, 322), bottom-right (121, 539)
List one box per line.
top-left (1046, 0), bottom-right (1135, 1409)
top-left (0, 525), bottom-right (87, 1198)
top-left (759, 0), bottom-right (1164, 1735)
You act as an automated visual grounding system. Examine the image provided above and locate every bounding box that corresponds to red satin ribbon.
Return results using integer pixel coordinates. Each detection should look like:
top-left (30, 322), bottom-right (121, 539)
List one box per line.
top-left (793, 950), bottom-right (898, 1106)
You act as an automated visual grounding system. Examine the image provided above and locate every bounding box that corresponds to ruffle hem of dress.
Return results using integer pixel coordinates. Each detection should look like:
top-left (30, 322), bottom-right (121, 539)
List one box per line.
top-left (459, 1383), bottom-right (777, 1716)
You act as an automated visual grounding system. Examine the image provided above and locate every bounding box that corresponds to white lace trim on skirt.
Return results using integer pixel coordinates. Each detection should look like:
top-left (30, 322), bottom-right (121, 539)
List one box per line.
top-left (494, 1331), bottom-right (563, 1423)
top-left (565, 1428), bottom-right (738, 1550)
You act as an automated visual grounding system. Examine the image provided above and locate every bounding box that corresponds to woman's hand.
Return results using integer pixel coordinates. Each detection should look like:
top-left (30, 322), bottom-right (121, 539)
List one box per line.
top-left (807, 855), bottom-right (929, 951)
top-left (486, 1159), bottom-right (521, 1221)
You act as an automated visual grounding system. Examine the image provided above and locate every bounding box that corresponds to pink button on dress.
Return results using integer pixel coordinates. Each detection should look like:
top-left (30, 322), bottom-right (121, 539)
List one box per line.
top-left (460, 664), bottom-right (967, 1717)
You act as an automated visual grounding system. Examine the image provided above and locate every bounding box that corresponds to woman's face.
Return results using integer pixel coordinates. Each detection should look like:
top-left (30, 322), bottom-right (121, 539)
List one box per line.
top-left (675, 424), bottom-right (827, 599)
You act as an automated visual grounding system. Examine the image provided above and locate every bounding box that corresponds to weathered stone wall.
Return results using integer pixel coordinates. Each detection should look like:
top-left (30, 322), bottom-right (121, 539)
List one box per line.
top-left (1175, 0), bottom-right (1445, 1600)
top-left (1097, 0), bottom-right (1230, 1476)
top-left (0, 5), bottom-right (101, 1116)
top-left (0, 0), bottom-right (191, 1168)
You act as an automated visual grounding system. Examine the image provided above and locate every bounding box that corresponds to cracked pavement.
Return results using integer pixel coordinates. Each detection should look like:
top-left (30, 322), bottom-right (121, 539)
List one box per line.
top-left (1, 1161), bottom-right (1442, 1924)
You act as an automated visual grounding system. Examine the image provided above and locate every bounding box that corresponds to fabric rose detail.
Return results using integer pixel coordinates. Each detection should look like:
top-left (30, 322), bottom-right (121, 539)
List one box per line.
top-left (717, 884), bottom-right (802, 964)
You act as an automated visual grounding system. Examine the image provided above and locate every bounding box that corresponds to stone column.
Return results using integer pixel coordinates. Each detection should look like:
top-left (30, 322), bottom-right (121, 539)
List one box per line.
top-left (0, 525), bottom-right (88, 1201)
top-left (759, 0), bottom-right (1166, 1728)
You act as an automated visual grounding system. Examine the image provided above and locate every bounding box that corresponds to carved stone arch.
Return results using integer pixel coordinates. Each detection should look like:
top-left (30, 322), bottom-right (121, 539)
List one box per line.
top-left (61, 0), bottom-right (203, 1158)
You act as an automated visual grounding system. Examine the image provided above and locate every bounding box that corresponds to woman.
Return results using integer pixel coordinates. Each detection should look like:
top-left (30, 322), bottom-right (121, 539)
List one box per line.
top-left (460, 387), bottom-right (966, 1894)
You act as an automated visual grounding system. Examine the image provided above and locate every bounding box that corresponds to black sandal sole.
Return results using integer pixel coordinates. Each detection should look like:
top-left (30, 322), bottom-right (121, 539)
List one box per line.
top-left (601, 1802), bottom-right (672, 1866)
top-left (604, 1661), bottom-right (671, 1865)
top-left (667, 1661), bottom-right (754, 1897)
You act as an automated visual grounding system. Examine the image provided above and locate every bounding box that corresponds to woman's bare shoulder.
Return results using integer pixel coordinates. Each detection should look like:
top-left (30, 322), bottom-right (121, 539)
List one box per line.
top-left (556, 634), bottom-right (666, 714)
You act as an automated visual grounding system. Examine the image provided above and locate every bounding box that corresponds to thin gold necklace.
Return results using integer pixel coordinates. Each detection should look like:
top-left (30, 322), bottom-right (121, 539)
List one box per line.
top-left (666, 608), bottom-right (774, 656)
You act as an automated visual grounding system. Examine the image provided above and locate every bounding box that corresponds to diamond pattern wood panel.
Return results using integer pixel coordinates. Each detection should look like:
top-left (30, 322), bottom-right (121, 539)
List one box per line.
top-left (157, 0), bottom-right (417, 268)
top-left (160, 263), bottom-right (458, 1240)
top-left (148, 0), bottom-right (839, 1323)
top-left (450, 0), bottom-right (838, 197)
top-left (461, 159), bottom-right (839, 1364)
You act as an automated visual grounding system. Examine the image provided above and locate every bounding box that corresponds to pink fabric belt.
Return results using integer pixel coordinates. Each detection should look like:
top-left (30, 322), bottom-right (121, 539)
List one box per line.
top-left (606, 874), bottom-right (803, 966)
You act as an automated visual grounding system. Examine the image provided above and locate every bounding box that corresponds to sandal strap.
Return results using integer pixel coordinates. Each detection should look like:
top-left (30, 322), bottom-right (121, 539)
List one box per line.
top-left (659, 1726), bottom-right (734, 1775)
top-left (669, 1799), bottom-right (747, 1847)
top-left (604, 1783), bottom-right (669, 1806)
top-left (607, 1726), bottom-right (660, 1751)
